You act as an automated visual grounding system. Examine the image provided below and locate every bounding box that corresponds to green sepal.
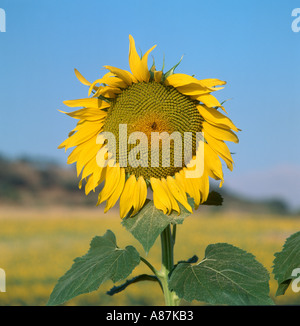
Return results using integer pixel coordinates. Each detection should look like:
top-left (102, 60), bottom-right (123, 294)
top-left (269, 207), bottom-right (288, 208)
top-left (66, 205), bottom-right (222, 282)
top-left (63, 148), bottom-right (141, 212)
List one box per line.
top-left (150, 55), bottom-right (156, 72)
top-left (161, 55), bottom-right (184, 82)
top-left (97, 94), bottom-right (111, 103)
top-left (161, 53), bottom-right (165, 72)
top-left (149, 59), bottom-right (155, 81)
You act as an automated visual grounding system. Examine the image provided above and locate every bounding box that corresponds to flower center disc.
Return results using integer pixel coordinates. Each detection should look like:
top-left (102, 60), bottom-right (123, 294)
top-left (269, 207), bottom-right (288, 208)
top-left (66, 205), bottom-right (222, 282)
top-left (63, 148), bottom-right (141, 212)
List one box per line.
top-left (102, 81), bottom-right (202, 179)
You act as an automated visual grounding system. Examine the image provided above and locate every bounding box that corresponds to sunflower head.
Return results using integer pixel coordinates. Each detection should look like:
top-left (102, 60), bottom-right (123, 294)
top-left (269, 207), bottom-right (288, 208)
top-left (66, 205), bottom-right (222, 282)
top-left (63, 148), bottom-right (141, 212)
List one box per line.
top-left (59, 35), bottom-right (239, 218)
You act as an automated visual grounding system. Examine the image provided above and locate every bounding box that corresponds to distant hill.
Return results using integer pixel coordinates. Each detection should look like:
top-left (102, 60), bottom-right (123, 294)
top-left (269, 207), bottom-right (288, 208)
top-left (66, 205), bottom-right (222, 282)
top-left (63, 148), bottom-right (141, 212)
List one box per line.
top-left (0, 155), bottom-right (294, 215)
top-left (0, 155), bottom-right (98, 207)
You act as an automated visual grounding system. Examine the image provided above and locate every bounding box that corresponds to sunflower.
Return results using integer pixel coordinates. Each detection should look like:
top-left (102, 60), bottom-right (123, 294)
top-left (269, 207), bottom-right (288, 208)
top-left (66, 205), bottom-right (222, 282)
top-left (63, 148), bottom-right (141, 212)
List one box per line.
top-left (58, 35), bottom-right (239, 218)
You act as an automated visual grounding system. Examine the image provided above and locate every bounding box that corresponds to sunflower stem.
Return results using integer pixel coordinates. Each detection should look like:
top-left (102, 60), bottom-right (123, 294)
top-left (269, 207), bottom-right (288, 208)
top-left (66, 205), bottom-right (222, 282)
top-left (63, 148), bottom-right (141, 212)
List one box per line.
top-left (158, 224), bottom-right (180, 306)
top-left (172, 224), bottom-right (177, 246)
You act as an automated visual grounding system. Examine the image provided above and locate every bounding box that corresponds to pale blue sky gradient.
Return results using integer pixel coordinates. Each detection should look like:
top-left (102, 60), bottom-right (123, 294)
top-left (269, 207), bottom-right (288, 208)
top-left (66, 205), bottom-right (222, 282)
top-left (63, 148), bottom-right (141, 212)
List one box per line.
top-left (0, 0), bottom-right (299, 205)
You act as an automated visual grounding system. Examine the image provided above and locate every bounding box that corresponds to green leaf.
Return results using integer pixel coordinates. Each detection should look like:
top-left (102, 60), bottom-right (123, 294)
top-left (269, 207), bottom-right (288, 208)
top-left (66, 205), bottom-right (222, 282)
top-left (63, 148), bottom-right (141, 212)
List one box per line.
top-left (162, 55), bottom-right (184, 81)
top-left (122, 199), bottom-right (192, 254)
top-left (47, 230), bottom-right (140, 306)
top-left (107, 274), bottom-right (160, 296)
top-left (273, 231), bottom-right (300, 296)
top-left (169, 243), bottom-right (273, 305)
top-left (202, 191), bottom-right (223, 206)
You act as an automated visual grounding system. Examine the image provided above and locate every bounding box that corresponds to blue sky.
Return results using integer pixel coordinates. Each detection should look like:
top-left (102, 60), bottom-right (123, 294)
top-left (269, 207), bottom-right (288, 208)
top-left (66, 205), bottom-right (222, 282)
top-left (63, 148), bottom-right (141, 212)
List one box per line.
top-left (0, 0), bottom-right (299, 206)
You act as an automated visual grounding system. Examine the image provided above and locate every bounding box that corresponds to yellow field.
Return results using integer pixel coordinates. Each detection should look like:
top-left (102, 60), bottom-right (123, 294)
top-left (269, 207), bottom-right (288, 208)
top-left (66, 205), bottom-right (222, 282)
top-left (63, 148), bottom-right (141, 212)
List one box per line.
top-left (0, 207), bottom-right (300, 306)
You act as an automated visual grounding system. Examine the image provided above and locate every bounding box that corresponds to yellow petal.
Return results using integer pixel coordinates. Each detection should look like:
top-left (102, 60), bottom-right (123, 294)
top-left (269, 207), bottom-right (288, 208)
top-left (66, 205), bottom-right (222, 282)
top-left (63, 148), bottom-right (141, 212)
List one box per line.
top-left (88, 79), bottom-right (104, 96)
top-left (154, 70), bottom-right (163, 83)
top-left (199, 171), bottom-right (210, 203)
top-left (203, 121), bottom-right (239, 143)
top-left (74, 69), bottom-right (93, 87)
top-left (58, 108), bottom-right (108, 121)
top-left (85, 175), bottom-right (95, 195)
top-left (175, 84), bottom-right (212, 96)
top-left (128, 35), bottom-right (143, 81)
top-left (174, 170), bottom-right (189, 194)
top-left (67, 145), bottom-right (81, 165)
top-left (58, 120), bottom-right (103, 150)
top-left (95, 86), bottom-right (122, 98)
top-left (103, 65), bottom-right (136, 85)
top-left (63, 98), bottom-right (102, 109)
top-left (197, 105), bottom-right (239, 132)
top-left (161, 178), bottom-right (180, 214)
top-left (204, 143), bottom-right (224, 182)
top-left (185, 167), bottom-right (210, 205)
top-left (165, 73), bottom-right (209, 88)
top-left (205, 133), bottom-right (234, 171)
top-left (95, 145), bottom-right (111, 169)
top-left (88, 74), bottom-right (126, 97)
top-left (140, 44), bottom-right (157, 82)
top-left (153, 190), bottom-right (168, 215)
top-left (150, 177), bottom-right (172, 215)
top-left (66, 136), bottom-right (102, 176)
top-left (81, 157), bottom-right (98, 180)
top-left (92, 165), bottom-right (106, 188)
top-left (98, 164), bottom-right (121, 204)
top-left (99, 72), bottom-right (128, 89)
top-left (166, 176), bottom-right (192, 213)
top-left (199, 78), bottom-right (226, 88)
top-left (129, 35), bottom-right (156, 82)
top-left (77, 138), bottom-right (103, 176)
top-left (193, 93), bottom-right (222, 108)
top-left (85, 167), bottom-right (105, 195)
top-left (181, 170), bottom-right (201, 209)
top-left (103, 168), bottom-right (125, 213)
top-left (131, 176), bottom-right (147, 215)
top-left (119, 175), bottom-right (137, 218)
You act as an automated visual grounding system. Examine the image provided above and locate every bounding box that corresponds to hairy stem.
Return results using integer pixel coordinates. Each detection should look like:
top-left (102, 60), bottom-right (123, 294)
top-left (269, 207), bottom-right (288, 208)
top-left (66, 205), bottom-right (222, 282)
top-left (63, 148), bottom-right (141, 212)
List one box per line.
top-left (158, 224), bottom-right (180, 306)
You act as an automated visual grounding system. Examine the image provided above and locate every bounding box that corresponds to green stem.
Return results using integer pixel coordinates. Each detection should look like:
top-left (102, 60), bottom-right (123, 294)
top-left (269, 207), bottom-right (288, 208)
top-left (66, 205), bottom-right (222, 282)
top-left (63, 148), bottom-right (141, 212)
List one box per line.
top-left (140, 256), bottom-right (158, 276)
top-left (158, 224), bottom-right (180, 306)
top-left (161, 224), bottom-right (174, 271)
top-left (172, 224), bottom-right (177, 246)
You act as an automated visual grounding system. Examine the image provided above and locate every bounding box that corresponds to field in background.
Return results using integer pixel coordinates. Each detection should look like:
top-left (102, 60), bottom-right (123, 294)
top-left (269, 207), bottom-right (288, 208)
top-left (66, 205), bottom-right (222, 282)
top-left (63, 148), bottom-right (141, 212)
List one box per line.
top-left (1, 207), bottom-right (300, 306)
